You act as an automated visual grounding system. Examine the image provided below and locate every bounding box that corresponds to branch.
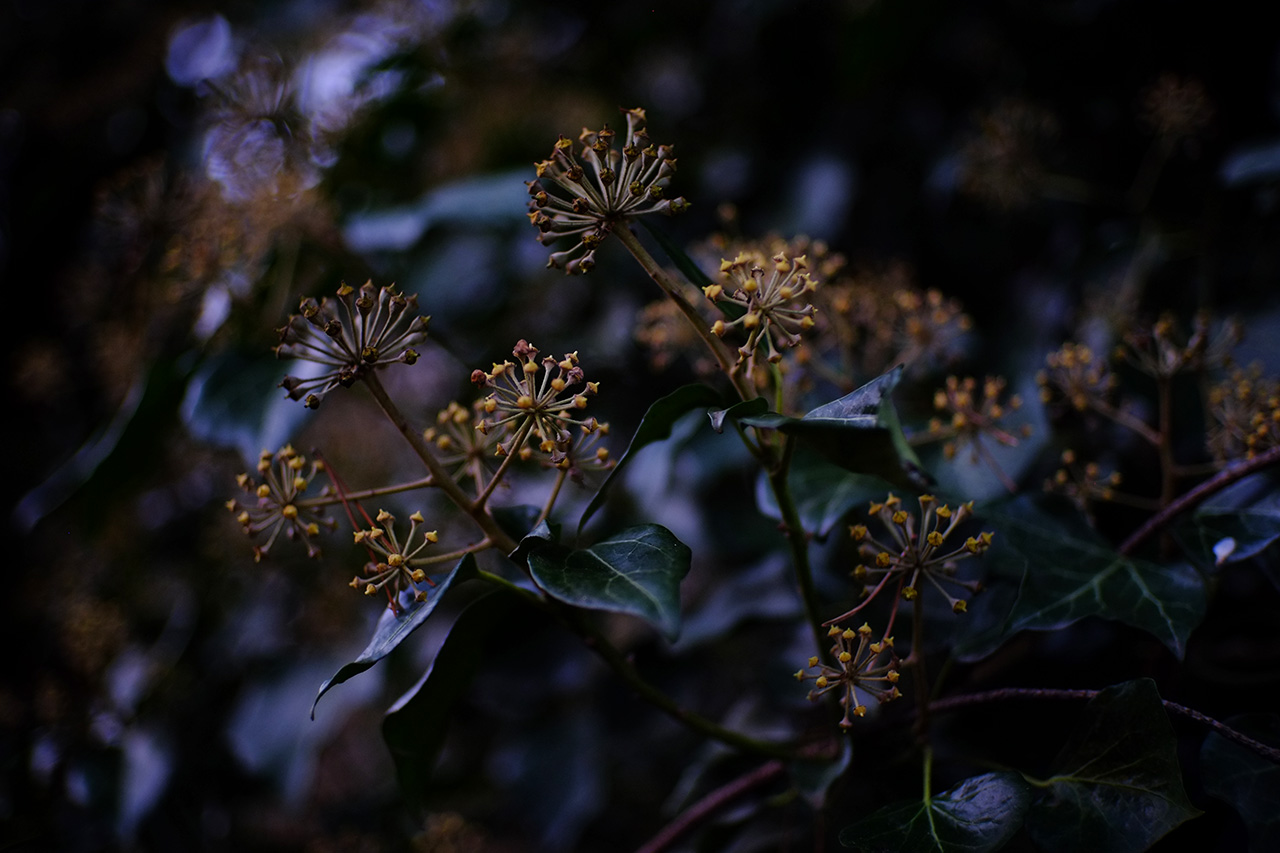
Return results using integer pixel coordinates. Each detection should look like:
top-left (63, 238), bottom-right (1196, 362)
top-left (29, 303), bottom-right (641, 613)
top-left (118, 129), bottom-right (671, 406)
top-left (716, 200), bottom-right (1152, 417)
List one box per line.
top-left (1118, 445), bottom-right (1280, 555)
top-left (928, 687), bottom-right (1280, 764)
top-left (633, 761), bottom-right (786, 853)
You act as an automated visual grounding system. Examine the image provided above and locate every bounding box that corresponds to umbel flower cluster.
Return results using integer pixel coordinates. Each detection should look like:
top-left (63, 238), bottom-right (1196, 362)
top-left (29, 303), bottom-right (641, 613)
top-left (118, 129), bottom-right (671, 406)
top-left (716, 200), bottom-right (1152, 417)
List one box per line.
top-left (704, 250), bottom-right (819, 372)
top-left (227, 445), bottom-right (336, 561)
top-left (471, 340), bottom-right (605, 467)
top-left (349, 509), bottom-right (439, 609)
top-left (795, 623), bottom-right (901, 727)
top-left (833, 494), bottom-right (992, 623)
top-left (527, 107), bottom-right (688, 274)
top-left (276, 281), bottom-right (429, 408)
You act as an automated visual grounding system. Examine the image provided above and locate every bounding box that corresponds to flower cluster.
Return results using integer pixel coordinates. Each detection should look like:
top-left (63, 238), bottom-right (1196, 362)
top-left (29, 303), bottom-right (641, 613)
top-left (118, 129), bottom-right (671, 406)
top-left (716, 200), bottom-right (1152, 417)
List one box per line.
top-left (831, 494), bottom-right (991, 623)
top-left (795, 623), bottom-right (901, 727)
top-left (926, 375), bottom-right (1030, 461)
top-left (423, 400), bottom-right (505, 487)
top-left (471, 341), bottom-right (603, 466)
top-left (227, 445), bottom-right (336, 561)
top-left (1208, 366), bottom-right (1280, 462)
top-left (1141, 73), bottom-right (1213, 140)
top-left (1044, 449), bottom-right (1125, 515)
top-left (958, 99), bottom-right (1058, 209)
top-left (527, 107), bottom-right (688, 274)
top-left (349, 509), bottom-right (440, 610)
top-left (806, 262), bottom-right (970, 383)
top-left (276, 281), bottom-right (429, 408)
top-left (704, 250), bottom-right (819, 371)
top-left (1036, 342), bottom-right (1116, 412)
top-left (1114, 314), bottom-right (1235, 380)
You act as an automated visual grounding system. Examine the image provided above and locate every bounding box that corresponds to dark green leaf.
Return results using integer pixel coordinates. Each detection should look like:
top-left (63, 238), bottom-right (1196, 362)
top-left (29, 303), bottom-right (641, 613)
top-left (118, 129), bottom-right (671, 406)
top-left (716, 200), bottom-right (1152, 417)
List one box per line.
top-left (526, 524), bottom-right (691, 641)
top-left (382, 592), bottom-right (518, 810)
top-left (492, 504), bottom-right (544, 544)
top-left (755, 451), bottom-right (890, 538)
top-left (673, 555), bottom-right (800, 650)
top-left (182, 351), bottom-right (308, 463)
top-left (1025, 678), bottom-right (1201, 852)
top-left (839, 771), bottom-right (1031, 852)
top-left (710, 368), bottom-right (926, 489)
top-left (507, 517), bottom-right (558, 566)
top-left (578, 383), bottom-right (724, 533)
top-left (955, 496), bottom-right (1207, 661)
top-left (1175, 472), bottom-right (1280, 568)
top-left (1201, 713), bottom-right (1280, 853)
top-left (708, 397), bottom-right (769, 433)
top-left (312, 554), bottom-right (477, 717)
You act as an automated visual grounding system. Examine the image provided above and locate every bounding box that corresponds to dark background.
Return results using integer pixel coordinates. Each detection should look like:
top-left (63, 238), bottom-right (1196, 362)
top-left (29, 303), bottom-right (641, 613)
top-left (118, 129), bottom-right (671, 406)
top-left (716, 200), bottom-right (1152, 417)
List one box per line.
top-left (3, 1), bottom-right (1279, 850)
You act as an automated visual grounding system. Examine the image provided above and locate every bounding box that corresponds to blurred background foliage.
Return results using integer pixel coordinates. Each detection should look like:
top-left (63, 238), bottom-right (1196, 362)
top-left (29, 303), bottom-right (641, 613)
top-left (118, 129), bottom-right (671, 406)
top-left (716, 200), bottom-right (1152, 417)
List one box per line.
top-left (4, 0), bottom-right (1280, 850)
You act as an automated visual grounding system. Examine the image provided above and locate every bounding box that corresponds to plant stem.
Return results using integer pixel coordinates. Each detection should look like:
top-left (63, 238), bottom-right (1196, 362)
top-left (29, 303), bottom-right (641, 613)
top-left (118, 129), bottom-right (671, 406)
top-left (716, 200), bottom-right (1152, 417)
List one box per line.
top-left (633, 760), bottom-right (786, 853)
top-left (910, 596), bottom-right (931, 742)
top-left (1091, 398), bottom-right (1163, 447)
top-left (537, 468), bottom-right (569, 525)
top-left (361, 371), bottom-right (521, 554)
top-left (927, 687), bottom-right (1280, 764)
top-left (769, 435), bottom-right (829, 660)
top-left (296, 476), bottom-right (434, 508)
top-left (574, 609), bottom-right (802, 760)
top-left (474, 420), bottom-right (532, 510)
top-left (1156, 374), bottom-right (1177, 508)
top-left (613, 224), bottom-right (754, 402)
top-left (1118, 444), bottom-right (1280, 555)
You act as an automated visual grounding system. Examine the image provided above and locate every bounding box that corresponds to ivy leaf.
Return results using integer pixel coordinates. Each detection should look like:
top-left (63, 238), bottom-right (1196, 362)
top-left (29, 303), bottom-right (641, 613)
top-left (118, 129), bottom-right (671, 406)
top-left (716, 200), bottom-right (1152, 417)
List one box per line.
top-left (1175, 472), bottom-right (1280, 568)
top-left (955, 496), bottom-right (1207, 661)
top-left (526, 524), bottom-right (691, 641)
top-left (508, 517), bottom-right (558, 566)
top-left (1200, 713), bottom-right (1280, 853)
top-left (381, 592), bottom-right (518, 811)
top-left (709, 368), bottom-right (927, 489)
top-left (755, 451), bottom-right (890, 538)
top-left (838, 771), bottom-right (1031, 852)
top-left (578, 383), bottom-right (724, 534)
top-left (311, 554), bottom-right (477, 718)
top-left (492, 504), bottom-right (544, 545)
top-left (1025, 678), bottom-right (1201, 852)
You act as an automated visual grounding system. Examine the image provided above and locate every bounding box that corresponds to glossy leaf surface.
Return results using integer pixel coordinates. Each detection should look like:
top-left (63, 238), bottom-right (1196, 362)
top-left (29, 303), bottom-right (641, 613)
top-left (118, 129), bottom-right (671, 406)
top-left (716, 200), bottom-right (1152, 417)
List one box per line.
top-left (526, 524), bottom-right (691, 641)
top-left (1175, 472), bottom-right (1280, 568)
top-left (312, 554), bottom-right (477, 717)
top-left (382, 593), bottom-right (517, 810)
top-left (709, 368), bottom-right (924, 488)
top-left (839, 771), bottom-right (1031, 852)
top-left (578, 383), bottom-right (723, 533)
top-left (1025, 679), bottom-right (1201, 852)
top-left (956, 497), bottom-right (1206, 661)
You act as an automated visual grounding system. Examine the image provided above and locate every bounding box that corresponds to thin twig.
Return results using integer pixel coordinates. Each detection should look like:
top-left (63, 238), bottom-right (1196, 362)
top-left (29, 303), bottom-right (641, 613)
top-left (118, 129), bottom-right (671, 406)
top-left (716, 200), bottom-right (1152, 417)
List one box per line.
top-left (927, 687), bottom-right (1280, 764)
top-left (633, 761), bottom-right (786, 853)
top-left (1118, 445), bottom-right (1280, 555)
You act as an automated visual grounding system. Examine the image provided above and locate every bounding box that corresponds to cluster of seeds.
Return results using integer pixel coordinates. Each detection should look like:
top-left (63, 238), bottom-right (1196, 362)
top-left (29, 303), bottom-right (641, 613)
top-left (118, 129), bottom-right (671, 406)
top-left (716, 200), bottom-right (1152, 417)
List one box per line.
top-left (1037, 342), bottom-right (1116, 412)
top-left (276, 281), bottom-right (429, 408)
top-left (527, 107), bottom-right (688, 274)
top-left (704, 250), bottom-right (819, 372)
top-left (349, 509), bottom-right (439, 610)
top-left (471, 340), bottom-right (604, 466)
top-left (227, 445), bottom-right (335, 561)
top-left (1208, 367), bottom-right (1280, 462)
top-left (794, 623), bottom-right (901, 727)
top-left (830, 494), bottom-right (991, 624)
top-left (927, 375), bottom-right (1030, 461)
